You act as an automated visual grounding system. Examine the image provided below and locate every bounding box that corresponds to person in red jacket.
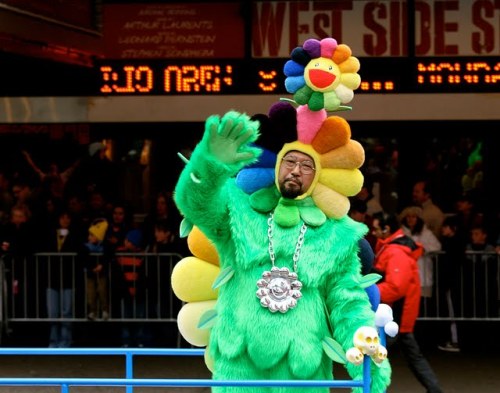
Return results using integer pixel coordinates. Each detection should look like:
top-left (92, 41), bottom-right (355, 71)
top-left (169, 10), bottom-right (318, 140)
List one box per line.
top-left (371, 212), bottom-right (443, 393)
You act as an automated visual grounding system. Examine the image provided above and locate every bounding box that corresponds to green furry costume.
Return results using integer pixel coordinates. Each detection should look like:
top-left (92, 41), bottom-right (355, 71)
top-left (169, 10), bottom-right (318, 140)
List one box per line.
top-left (174, 111), bottom-right (391, 393)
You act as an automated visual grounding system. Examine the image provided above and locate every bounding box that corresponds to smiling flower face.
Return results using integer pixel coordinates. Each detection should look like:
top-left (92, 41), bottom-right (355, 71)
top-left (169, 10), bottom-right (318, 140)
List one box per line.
top-left (284, 38), bottom-right (361, 112)
top-left (305, 57), bottom-right (340, 91)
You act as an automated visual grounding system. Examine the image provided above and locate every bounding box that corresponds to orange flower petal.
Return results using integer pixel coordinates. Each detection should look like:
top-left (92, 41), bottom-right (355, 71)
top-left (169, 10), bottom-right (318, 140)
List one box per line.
top-left (311, 116), bottom-right (351, 154)
top-left (320, 140), bottom-right (365, 169)
top-left (188, 226), bottom-right (220, 265)
top-left (333, 44), bottom-right (352, 64)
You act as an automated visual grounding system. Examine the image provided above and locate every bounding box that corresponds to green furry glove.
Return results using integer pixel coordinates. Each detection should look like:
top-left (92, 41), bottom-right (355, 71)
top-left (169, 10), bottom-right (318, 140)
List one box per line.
top-left (207, 111), bottom-right (260, 165)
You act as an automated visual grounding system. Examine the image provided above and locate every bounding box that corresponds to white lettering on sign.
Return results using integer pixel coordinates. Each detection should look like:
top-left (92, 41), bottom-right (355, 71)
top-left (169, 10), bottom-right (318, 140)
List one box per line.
top-left (252, 0), bottom-right (500, 57)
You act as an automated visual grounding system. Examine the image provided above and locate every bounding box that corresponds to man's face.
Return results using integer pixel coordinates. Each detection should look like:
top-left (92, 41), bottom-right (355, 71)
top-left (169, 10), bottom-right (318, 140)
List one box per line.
top-left (412, 181), bottom-right (427, 204)
top-left (371, 218), bottom-right (388, 239)
top-left (278, 151), bottom-right (316, 199)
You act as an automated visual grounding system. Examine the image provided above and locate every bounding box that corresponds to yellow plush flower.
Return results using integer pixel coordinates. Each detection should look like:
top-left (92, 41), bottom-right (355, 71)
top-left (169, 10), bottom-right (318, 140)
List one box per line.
top-left (284, 38), bottom-right (361, 112)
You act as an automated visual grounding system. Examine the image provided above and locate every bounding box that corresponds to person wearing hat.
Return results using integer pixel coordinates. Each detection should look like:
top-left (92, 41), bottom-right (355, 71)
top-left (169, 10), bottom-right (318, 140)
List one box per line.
top-left (173, 36), bottom-right (391, 391)
top-left (81, 218), bottom-right (110, 321)
top-left (172, 38), bottom-right (391, 393)
top-left (173, 104), bottom-right (391, 392)
top-left (399, 206), bottom-right (442, 299)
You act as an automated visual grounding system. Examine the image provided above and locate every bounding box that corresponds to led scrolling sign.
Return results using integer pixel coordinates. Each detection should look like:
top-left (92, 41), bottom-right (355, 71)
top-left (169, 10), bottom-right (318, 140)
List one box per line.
top-left (97, 57), bottom-right (500, 95)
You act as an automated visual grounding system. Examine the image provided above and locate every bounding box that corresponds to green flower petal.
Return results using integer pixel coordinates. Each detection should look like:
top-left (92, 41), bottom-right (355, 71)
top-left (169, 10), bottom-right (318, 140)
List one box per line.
top-left (308, 91), bottom-right (325, 111)
top-left (300, 206), bottom-right (326, 226)
top-left (324, 91), bottom-right (342, 111)
top-left (250, 188), bottom-right (330, 228)
top-left (294, 85), bottom-right (313, 106)
top-left (360, 273), bottom-right (382, 289)
top-left (212, 266), bottom-right (235, 290)
top-left (295, 197), bottom-right (326, 226)
top-left (274, 198), bottom-right (300, 227)
top-left (249, 186), bottom-right (280, 213)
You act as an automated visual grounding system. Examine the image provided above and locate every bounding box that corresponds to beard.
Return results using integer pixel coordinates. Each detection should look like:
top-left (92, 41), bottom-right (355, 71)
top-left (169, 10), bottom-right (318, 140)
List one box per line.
top-left (279, 178), bottom-right (302, 199)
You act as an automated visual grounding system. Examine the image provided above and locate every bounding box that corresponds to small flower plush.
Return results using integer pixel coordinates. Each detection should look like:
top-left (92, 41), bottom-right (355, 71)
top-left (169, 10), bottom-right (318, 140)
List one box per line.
top-left (284, 38), bottom-right (361, 112)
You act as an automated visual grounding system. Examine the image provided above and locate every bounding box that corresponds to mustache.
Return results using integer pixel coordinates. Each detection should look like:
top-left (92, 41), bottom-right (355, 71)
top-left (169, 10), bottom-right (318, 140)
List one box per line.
top-left (285, 174), bottom-right (302, 187)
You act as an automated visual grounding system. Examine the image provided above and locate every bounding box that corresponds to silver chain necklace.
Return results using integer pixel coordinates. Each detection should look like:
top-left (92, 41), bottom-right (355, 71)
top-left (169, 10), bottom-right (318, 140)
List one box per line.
top-left (256, 213), bottom-right (307, 313)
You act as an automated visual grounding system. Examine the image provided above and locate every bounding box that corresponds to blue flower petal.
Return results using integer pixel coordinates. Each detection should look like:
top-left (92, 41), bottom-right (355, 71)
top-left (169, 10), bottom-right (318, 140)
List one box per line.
top-left (236, 168), bottom-right (275, 194)
top-left (246, 147), bottom-right (277, 168)
top-left (284, 60), bottom-right (304, 77)
top-left (285, 75), bottom-right (306, 94)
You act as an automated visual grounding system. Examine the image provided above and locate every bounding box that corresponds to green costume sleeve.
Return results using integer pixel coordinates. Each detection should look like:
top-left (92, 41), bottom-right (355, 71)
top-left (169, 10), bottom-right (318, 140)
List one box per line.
top-left (325, 245), bottom-right (391, 393)
top-left (174, 111), bottom-right (262, 240)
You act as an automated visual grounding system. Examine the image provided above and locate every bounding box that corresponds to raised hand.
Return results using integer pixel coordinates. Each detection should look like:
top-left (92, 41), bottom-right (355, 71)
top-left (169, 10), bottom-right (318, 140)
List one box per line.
top-left (207, 111), bottom-right (258, 165)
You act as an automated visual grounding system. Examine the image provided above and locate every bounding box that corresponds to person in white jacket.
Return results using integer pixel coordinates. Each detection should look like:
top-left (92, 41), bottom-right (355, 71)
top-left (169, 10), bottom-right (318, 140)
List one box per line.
top-left (399, 206), bottom-right (442, 299)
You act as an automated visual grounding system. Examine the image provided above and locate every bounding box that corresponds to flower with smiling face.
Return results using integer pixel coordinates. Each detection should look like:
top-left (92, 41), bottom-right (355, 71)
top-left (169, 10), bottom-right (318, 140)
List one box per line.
top-left (284, 38), bottom-right (361, 112)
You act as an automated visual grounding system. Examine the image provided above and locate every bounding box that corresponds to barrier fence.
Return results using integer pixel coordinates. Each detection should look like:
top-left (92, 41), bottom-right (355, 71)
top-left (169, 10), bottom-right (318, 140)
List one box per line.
top-left (1, 251), bottom-right (499, 327)
top-left (0, 347), bottom-right (374, 392)
top-left (420, 250), bottom-right (500, 321)
top-left (0, 252), bottom-right (184, 347)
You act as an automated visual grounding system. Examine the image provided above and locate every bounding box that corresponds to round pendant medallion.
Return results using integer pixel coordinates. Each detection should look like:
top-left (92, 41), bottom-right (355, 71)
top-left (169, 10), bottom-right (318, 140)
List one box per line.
top-left (256, 266), bottom-right (303, 313)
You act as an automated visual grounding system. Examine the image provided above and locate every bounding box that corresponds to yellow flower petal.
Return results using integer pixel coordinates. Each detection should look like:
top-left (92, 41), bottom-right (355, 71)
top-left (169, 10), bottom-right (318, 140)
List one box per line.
top-left (177, 300), bottom-right (216, 347)
top-left (319, 168), bottom-right (364, 196)
top-left (312, 182), bottom-right (350, 219)
top-left (340, 72), bottom-right (361, 91)
top-left (171, 256), bottom-right (220, 302)
top-left (334, 85), bottom-right (354, 104)
top-left (339, 56), bottom-right (361, 74)
top-left (204, 343), bottom-right (215, 372)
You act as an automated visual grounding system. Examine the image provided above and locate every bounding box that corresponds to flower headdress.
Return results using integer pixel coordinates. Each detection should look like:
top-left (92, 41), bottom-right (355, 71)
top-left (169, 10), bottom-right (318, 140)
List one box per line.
top-left (236, 37), bottom-right (365, 227)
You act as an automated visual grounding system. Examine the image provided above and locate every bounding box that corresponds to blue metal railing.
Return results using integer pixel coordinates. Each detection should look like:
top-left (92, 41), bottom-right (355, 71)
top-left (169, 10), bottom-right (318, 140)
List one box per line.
top-left (0, 347), bottom-right (372, 392)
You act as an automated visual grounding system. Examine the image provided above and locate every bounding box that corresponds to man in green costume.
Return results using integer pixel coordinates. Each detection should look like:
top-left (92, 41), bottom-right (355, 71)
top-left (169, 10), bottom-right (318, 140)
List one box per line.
top-left (174, 109), bottom-right (391, 393)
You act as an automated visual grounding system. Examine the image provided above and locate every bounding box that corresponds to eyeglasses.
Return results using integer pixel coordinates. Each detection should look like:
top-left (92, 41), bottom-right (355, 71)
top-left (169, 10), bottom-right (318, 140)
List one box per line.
top-left (281, 157), bottom-right (316, 174)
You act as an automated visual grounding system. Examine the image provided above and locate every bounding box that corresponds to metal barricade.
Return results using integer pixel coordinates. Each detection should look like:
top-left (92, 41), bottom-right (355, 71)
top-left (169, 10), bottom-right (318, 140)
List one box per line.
top-left (0, 347), bottom-right (372, 392)
top-left (420, 250), bottom-right (500, 321)
top-left (3, 252), bottom-right (182, 321)
top-left (0, 252), bottom-right (184, 345)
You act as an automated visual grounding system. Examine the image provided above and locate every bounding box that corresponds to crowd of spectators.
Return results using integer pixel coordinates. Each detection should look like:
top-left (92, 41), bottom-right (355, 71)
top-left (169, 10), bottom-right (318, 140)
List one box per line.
top-left (0, 135), bottom-right (498, 349)
top-left (350, 136), bottom-right (499, 356)
top-left (0, 141), bottom-right (186, 347)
